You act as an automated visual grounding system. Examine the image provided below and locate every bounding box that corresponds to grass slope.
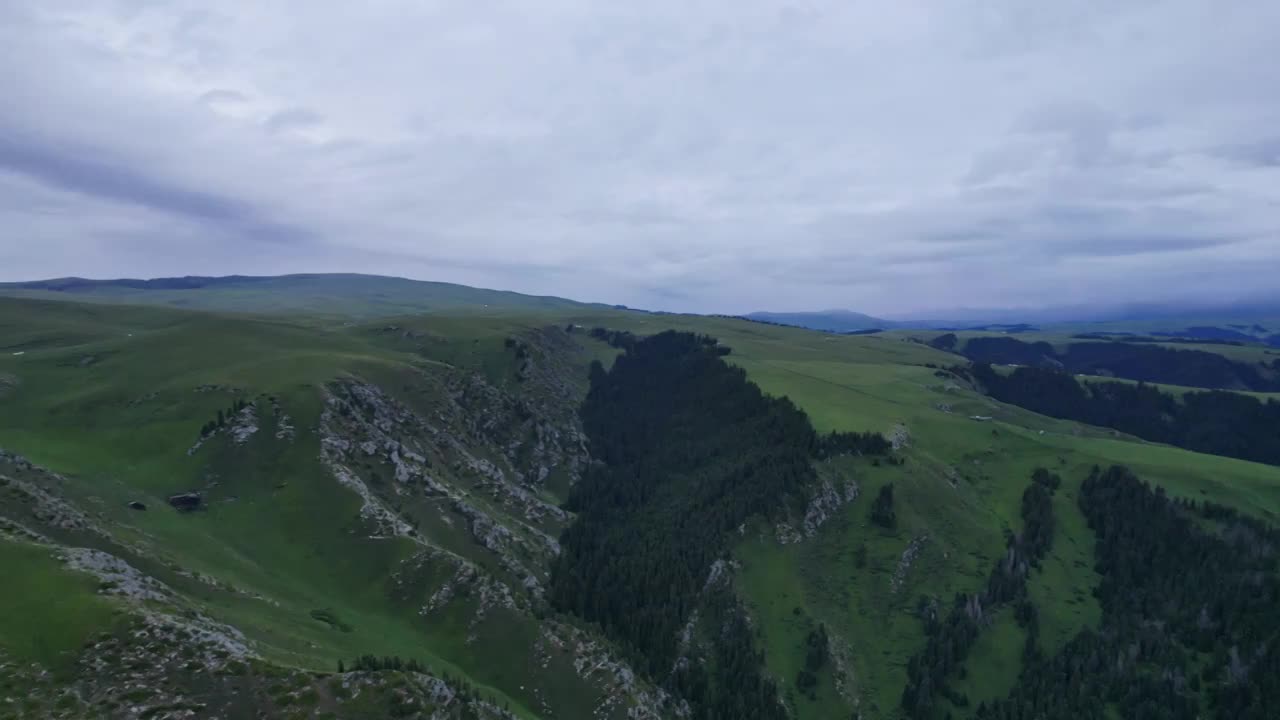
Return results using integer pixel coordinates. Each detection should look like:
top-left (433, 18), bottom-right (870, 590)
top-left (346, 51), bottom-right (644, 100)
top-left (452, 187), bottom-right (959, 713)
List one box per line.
top-left (2, 296), bottom-right (1279, 720)
top-left (0, 539), bottom-right (123, 677)
top-left (0, 297), bottom-right (616, 718)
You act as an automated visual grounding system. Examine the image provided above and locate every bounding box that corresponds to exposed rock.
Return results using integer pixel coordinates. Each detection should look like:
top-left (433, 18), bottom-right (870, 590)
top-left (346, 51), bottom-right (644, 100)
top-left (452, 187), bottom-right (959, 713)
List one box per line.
top-left (418, 556), bottom-right (517, 616)
top-left (801, 473), bottom-right (860, 537)
top-left (676, 611), bottom-right (700, 655)
top-left (775, 521), bottom-right (803, 545)
top-left (31, 623), bottom-right (505, 720)
top-left (0, 515), bottom-right (53, 543)
top-left (453, 499), bottom-right (545, 597)
top-left (536, 621), bottom-right (677, 720)
top-left (127, 501), bottom-right (147, 511)
top-left (185, 435), bottom-right (208, 456)
top-left (964, 593), bottom-right (984, 622)
top-left (445, 329), bottom-right (592, 492)
top-left (891, 535), bottom-right (929, 594)
top-left (167, 493), bottom-right (202, 512)
top-left (889, 423), bottom-right (911, 450)
top-left (61, 547), bottom-right (174, 603)
top-left (702, 558), bottom-right (738, 592)
top-left (0, 468), bottom-right (96, 532)
top-left (306, 352), bottom-right (658, 715)
top-left (321, 453), bottom-right (416, 539)
top-left (228, 404), bottom-right (259, 444)
top-left (829, 632), bottom-right (860, 709)
top-left (271, 397), bottom-right (295, 440)
top-left (321, 378), bottom-right (564, 569)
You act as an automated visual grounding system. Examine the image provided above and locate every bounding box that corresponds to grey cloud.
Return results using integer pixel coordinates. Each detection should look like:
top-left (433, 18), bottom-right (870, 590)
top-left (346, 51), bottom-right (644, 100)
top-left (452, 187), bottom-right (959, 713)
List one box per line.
top-left (988, 203), bottom-right (1246, 259)
top-left (0, 129), bottom-right (313, 244)
top-left (0, 1), bottom-right (1278, 315)
top-left (1213, 138), bottom-right (1280, 168)
top-left (199, 89), bottom-right (249, 108)
top-left (1044, 233), bottom-right (1240, 258)
top-left (1014, 101), bottom-right (1113, 136)
top-left (265, 108), bottom-right (324, 134)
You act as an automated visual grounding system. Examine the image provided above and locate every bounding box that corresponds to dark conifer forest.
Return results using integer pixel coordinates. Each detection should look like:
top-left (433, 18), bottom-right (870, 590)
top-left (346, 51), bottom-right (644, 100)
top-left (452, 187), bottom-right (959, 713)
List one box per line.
top-left (976, 466), bottom-right (1280, 720)
top-left (552, 332), bottom-right (1280, 720)
top-left (550, 330), bottom-right (887, 718)
top-left (969, 363), bottom-right (1280, 466)
top-left (958, 337), bottom-right (1280, 392)
top-left (897, 465), bottom-right (1280, 720)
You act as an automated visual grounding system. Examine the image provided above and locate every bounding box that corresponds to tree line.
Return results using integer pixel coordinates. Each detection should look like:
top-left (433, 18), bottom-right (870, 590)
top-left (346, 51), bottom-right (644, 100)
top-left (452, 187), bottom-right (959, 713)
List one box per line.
top-left (900, 471), bottom-right (1059, 718)
top-left (967, 363), bottom-right (1280, 466)
top-left (198, 397), bottom-right (249, 437)
top-left (667, 583), bottom-right (790, 720)
top-left (955, 336), bottom-right (1280, 392)
top-left (975, 465), bottom-right (1280, 720)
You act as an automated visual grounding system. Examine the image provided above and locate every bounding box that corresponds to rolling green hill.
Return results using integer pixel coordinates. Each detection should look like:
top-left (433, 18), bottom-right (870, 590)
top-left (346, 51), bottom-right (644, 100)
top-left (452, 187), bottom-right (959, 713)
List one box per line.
top-left (3, 293), bottom-right (1279, 719)
top-left (0, 273), bottom-right (601, 319)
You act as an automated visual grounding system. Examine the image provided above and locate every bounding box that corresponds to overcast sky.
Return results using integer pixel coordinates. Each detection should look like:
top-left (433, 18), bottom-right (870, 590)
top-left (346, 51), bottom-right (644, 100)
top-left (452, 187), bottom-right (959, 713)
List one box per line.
top-left (2, 1), bottom-right (1278, 315)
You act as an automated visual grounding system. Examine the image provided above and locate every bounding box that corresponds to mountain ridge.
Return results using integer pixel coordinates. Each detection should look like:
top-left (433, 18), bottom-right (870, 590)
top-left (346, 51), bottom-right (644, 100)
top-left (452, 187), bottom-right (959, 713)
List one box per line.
top-left (0, 273), bottom-right (605, 319)
top-left (744, 309), bottom-right (889, 333)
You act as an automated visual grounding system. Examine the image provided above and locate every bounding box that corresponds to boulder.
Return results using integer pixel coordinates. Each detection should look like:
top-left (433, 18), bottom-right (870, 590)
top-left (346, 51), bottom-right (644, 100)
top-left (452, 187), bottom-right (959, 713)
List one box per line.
top-left (167, 493), bottom-right (202, 512)
top-left (127, 501), bottom-right (147, 511)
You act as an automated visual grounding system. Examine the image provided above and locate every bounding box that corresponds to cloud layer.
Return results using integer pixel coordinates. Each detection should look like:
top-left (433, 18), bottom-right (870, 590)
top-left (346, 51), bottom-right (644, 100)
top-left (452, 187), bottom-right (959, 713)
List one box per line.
top-left (2, 1), bottom-right (1278, 315)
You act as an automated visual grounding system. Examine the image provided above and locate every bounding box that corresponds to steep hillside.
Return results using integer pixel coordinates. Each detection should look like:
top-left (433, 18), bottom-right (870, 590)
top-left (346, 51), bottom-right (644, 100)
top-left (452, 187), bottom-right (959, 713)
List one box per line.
top-left (3, 296), bottom-right (1280, 720)
top-left (0, 297), bottom-right (661, 719)
top-left (546, 312), bottom-right (1280, 718)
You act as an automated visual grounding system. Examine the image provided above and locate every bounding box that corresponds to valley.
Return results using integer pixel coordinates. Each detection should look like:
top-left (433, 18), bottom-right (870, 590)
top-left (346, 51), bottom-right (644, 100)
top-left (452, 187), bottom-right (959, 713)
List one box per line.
top-left (2, 288), bottom-right (1279, 719)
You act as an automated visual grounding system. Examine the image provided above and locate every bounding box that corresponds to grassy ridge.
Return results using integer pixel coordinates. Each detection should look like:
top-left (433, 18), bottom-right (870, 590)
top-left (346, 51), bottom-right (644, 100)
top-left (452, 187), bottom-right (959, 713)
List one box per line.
top-left (0, 297), bottom-right (609, 718)
top-left (0, 273), bottom-right (597, 319)
top-left (0, 540), bottom-right (123, 677)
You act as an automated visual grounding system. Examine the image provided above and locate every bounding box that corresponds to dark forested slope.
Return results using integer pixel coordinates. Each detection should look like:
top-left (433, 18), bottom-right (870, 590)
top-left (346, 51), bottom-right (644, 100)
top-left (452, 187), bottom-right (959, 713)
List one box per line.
top-left (978, 466), bottom-right (1280, 720)
top-left (901, 472), bottom-right (1060, 718)
top-left (969, 364), bottom-right (1280, 466)
top-left (957, 336), bottom-right (1280, 392)
top-left (550, 330), bottom-right (886, 718)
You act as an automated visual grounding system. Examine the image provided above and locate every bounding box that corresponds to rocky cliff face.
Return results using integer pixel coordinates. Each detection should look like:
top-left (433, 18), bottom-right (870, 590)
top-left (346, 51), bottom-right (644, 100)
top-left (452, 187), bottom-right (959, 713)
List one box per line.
top-left (305, 330), bottom-right (670, 718)
top-left (0, 325), bottom-right (667, 720)
top-left (317, 367), bottom-right (576, 607)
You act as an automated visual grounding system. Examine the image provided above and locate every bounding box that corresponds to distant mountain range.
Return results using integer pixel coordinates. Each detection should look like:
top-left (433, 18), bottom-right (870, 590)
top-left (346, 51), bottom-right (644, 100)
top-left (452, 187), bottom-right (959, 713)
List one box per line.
top-left (748, 300), bottom-right (1280, 334)
top-left (743, 309), bottom-right (1047, 334)
top-left (887, 300), bottom-right (1280, 327)
top-left (5, 274), bottom-right (1280, 342)
top-left (743, 310), bottom-right (889, 333)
